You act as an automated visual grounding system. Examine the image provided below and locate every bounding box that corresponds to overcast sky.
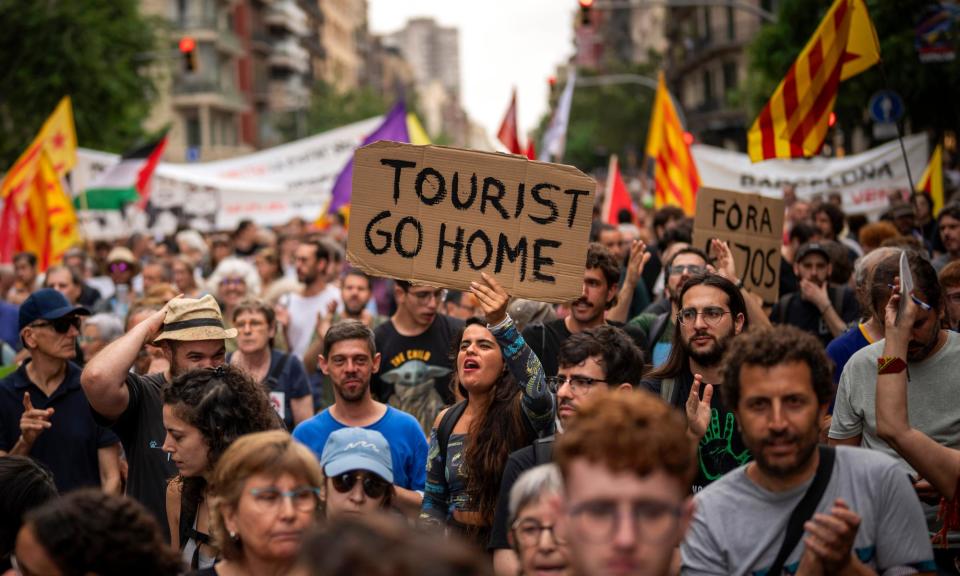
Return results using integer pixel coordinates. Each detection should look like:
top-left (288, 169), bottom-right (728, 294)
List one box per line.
top-left (368, 0), bottom-right (576, 142)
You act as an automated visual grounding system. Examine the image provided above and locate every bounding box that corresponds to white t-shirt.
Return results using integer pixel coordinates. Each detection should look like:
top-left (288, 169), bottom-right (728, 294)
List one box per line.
top-left (286, 285), bottom-right (342, 359)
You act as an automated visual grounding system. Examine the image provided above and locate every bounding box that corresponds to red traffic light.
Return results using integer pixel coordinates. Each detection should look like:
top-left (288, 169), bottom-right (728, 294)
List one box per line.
top-left (548, 75), bottom-right (557, 87)
top-left (828, 112), bottom-right (837, 127)
top-left (179, 36), bottom-right (196, 53)
top-left (683, 131), bottom-right (695, 146)
top-left (579, 0), bottom-right (594, 6)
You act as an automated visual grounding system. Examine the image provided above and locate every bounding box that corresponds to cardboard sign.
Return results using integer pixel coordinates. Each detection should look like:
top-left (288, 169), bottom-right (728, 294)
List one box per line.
top-left (692, 187), bottom-right (785, 305)
top-left (346, 142), bottom-right (596, 303)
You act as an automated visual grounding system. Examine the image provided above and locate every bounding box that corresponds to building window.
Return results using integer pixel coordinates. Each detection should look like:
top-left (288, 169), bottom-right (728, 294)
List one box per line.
top-left (726, 6), bottom-right (735, 41)
top-left (723, 61), bottom-right (737, 93)
top-left (702, 69), bottom-right (713, 107)
top-left (186, 114), bottom-right (201, 148)
top-left (703, 7), bottom-right (712, 42)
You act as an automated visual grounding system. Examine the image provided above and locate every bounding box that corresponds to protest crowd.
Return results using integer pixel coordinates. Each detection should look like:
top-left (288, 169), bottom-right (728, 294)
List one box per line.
top-left (2, 179), bottom-right (960, 576)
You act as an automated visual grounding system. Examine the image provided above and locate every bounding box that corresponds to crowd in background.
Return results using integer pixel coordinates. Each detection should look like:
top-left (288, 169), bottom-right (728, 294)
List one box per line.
top-left (1, 184), bottom-right (960, 576)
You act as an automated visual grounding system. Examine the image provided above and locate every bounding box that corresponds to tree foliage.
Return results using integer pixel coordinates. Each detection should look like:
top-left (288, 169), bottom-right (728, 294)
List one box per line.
top-left (295, 80), bottom-right (392, 138)
top-left (0, 0), bottom-right (160, 169)
top-left (747, 0), bottom-right (960, 147)
top-left (536, 63), bottom-right (659, 175)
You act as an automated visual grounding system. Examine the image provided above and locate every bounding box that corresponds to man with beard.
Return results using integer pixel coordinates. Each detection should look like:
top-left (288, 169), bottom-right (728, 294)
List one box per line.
top-left (523, 243), bottom-right (646, 377)
top-left (81, 295), bottom-right (234, 537)
top-left (642, 274), bottom-right (750, 493)
top-left (933, 203), bottom-right (960, 273)
top-left (683, 326), bottom-right (934, 575)
top-left (293, 320), bottom-right (427, 516)
top-left (830, 251), bottom-right (960, 562)
top-left (283, 239), bottom-right (342, 359)
top-left (772, 242), bottom-right (860, 346)
top-left (629, 247), bottom-right (709, 368)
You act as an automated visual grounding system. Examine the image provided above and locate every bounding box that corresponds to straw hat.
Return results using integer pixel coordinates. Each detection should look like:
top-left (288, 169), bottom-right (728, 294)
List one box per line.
top-left (153, 294), bottom-right (238, 342)
top-left (107, 246), bottom-right (137, 264)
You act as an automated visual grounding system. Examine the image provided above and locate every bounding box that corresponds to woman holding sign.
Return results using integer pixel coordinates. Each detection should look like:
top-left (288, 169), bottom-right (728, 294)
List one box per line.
top-left (419, 273), bottom-right (554, 546)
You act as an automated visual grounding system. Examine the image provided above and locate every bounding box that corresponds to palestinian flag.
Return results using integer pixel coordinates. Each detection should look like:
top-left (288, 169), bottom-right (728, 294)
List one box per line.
top-left (79, 135), bottom-right (167, 210)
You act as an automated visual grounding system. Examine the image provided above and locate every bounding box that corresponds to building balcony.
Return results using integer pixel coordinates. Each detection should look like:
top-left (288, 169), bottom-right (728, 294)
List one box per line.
top-left (269, 40), bottom-right (310, 74)
top-left (302, 34), bottom-right (324, 57)
top-left (297, 0), bottom-right (323, 24)
top-left (269, 78), bottom-right (310, 111)
top-left (172, 77), bottom-right (249, 112)
top-left (265, 0), bottom-right (310, 37)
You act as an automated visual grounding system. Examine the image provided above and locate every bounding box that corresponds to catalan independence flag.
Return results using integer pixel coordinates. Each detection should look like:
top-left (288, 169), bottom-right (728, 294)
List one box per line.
top-left (646, 72), bottom-right (700, 215)
top-left (917, 143), bottom-right (944, 214)
top-left (747, 0), bottom-right (880, 162)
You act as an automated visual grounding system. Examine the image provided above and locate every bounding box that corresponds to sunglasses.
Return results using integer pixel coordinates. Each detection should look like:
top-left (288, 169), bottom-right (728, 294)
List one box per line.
top-left (31, 315), bottom-right (82, 334)
top-left (109, 262), bottom-right (131, 273)
top-left (330, 471), bottom-right (390, 499)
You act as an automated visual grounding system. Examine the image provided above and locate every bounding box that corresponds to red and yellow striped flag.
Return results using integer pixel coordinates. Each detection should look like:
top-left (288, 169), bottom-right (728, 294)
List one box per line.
top-left (646, 72), bottom-right (700, 215)
top-left (1, 96), bottom-right (77, 200)
top-left (917, 143), bottom-right (944, 215)
top-left (747, 0), bottom-right (880, 162)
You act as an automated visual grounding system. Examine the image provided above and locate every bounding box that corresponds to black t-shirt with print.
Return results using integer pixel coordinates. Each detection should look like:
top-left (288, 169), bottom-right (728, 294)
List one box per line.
top-left (372, 314), bottom-right (464, 434)
top-left (642, 367), bottom-right (750, 493)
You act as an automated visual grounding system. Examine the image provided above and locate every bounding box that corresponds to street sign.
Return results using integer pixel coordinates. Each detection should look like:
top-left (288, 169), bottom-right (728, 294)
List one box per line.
top-left (869, 90), bottom-right (905, 124)
top-left (873, 122), bottom-right (899, 140)
top-left (186, 147), bottom-right (200, 162)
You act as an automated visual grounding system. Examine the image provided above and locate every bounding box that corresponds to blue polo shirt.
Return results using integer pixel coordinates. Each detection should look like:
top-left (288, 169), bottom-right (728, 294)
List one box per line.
top-left (293, 406), bottom-right (428, 491)
top-left (0, 360), bottom-right (119, 492)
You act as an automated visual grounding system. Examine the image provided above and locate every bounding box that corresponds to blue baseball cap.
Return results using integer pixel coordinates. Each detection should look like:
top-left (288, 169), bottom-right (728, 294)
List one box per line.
top-left (19, 288), bottom-right (90, 331)
top-left (320, 428), bottom-right (394, 484)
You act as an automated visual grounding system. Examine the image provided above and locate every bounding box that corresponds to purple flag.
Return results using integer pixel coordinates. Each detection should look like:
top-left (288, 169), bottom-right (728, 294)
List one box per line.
top-left (327, 100), bottom-right (409, 216)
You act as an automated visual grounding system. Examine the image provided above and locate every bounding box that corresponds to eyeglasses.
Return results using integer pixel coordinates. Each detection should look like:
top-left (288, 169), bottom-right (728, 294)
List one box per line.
top-left (545, 374), bottom-right (607, 395)
top-left (30, 315), bottom-right (82, 334)
top-left (220, 278), bottom-right (246, 288)
top-left (512, 519), bottom-right (567, 547)
top-left (947, 291), bottom-right (960, 305)
top-left (668, 264), bottom-right (705, 277)
top-left (677, 307), bottom-right (730, 326)
top-left (330, 471), bottom-right (390, 499)
top-left (109, 262), bottom-right (130, 273)
top-left (249, 486), bottom-right (321, 512)
top-left (568, 499), bottom-right (683, 544)
top-left (407, 288), bottom-right (447, 304)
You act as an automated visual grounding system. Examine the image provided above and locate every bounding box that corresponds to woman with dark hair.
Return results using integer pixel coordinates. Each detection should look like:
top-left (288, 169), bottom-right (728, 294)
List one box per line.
top-left (0, 456), bottom-right (58, 572)
top-left (162, 365), bottom-right (282, 571)
top-left (419, 273), bottom-right (554, 546)
top-left (14, 489), bottom-right (181, 576)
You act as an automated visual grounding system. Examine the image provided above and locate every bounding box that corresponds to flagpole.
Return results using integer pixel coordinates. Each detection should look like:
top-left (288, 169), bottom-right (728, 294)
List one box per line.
top-left (876, 60), bottom-right (916, 195)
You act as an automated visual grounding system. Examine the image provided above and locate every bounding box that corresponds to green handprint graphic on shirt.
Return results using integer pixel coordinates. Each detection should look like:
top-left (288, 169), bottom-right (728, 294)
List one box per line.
top-left (699, 409), bottom-right (751, 481)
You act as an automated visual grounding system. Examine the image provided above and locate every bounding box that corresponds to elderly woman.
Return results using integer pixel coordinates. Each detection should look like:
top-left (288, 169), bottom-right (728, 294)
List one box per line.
top-left (320, 428), bottom-right (395, 519)
top-left (506, 464), bottom-right (569, 576)
top-left (228, 299), bottom-right (311, 430)
top-left (200, 430), bottom-right (323, 576)
top-left (163, 365), bottom-right (281, 571)
top-left (172, 256), bottom-right (204, 299)
top-left (80, 313), bottom-right (125, 361)
top-left (208, 257), bottom-right (261, 352)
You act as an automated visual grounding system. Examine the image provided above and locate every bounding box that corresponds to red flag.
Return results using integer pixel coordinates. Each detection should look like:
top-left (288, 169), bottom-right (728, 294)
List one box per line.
top-left (602, 155), bottom-right (634, 225)
top-left (497, 89), bottom-right (522, 154)
top-left (525, 139), bottom-right (536, 160)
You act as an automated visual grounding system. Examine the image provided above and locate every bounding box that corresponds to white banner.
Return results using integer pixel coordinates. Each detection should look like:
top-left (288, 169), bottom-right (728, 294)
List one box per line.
top-left (692, 135), bottom-right (929, 218)
top-left (72, 117), bottom-right (383, 239)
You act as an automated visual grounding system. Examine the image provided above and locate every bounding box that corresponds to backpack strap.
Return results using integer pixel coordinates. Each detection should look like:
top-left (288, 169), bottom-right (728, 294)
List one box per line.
top-left (777, 293), bottom-right (794, 325)
top-left (648, 311), bottom-right (671, 356)
top-left (660, 378), bottom-right (676, 405)
top-left (437, 400), bottom-right (468, 467)
top-left (532, 435), bottom-right (555, 465)
top-left (766, 445), bottom-right (837, 575)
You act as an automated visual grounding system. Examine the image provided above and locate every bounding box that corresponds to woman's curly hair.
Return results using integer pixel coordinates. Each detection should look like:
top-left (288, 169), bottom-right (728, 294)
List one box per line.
top-left (25, 489), bottom-right (182, 576)
top-left (163, 365), bottom-right (282, 524)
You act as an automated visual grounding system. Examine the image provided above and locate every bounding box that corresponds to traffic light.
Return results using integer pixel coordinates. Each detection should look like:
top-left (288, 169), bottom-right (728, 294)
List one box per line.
top-left (179, 36), bottom-right (197, 72)
top-left (579, 0), bottom-right (594, 25)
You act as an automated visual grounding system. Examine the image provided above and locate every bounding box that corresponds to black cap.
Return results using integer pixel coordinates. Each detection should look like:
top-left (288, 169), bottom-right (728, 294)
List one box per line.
top-left (18, 288), bottom-right (90, 332)
top-left (795, 242), bottom-right (830, 263)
